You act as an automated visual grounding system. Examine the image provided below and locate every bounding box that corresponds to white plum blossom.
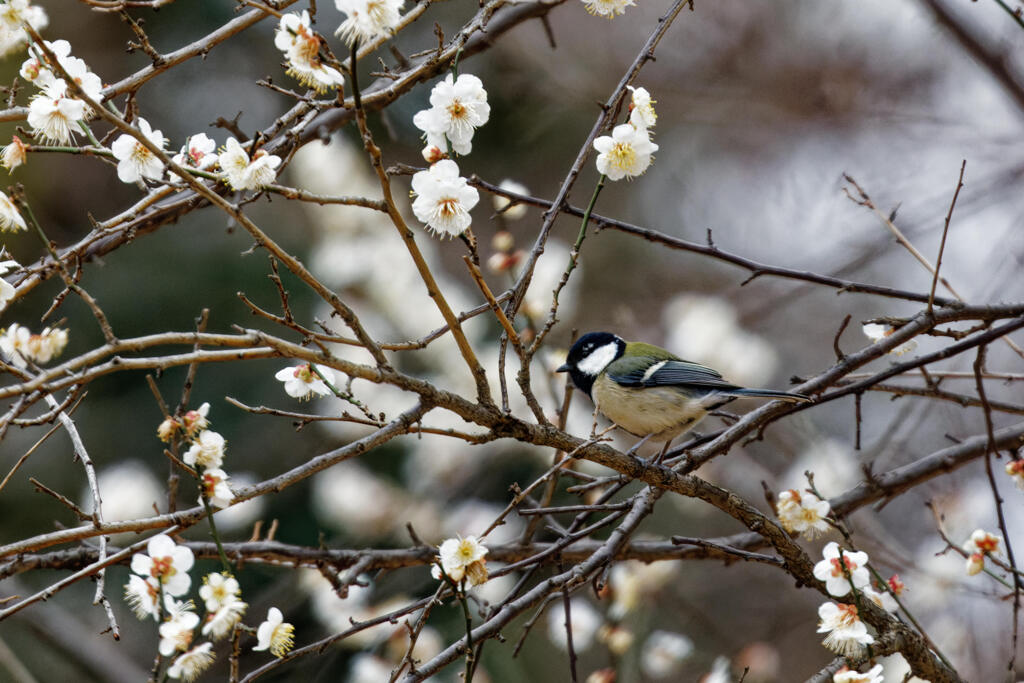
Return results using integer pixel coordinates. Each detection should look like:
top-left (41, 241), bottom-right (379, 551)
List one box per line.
top-left (581, 0), bottom-right (635, 18)
top-left (124, 574), bottom-right (160, 620)
top-left (546, 598), bottom-right (600, 651)
top-left (775, 489), bottom-right (831, 540)
top-left (833, 665), bottom-right (884, 683)
top-left (0, 257), bottom-right (20, 311)
top-left (627, 85), bottom-right (657, 129)
top-left (19, 38), bottom-right (70, 88)
top-left (863, 586), bottom-right (899, 613)
top-left (275, 363), bottom-right (335, 400)
top-left (159, 599), bottom-right (200, 656)
top-left (172, 133), bottom-right (219, 171)
top-left (813, 542), bottom-right (871, 597)
top-left (964, 528), bottom-right (1001, 576)
top-left (219, 137), bottom-right (281, 191)
top-left (199, 572), bottom-right (241, 612)
top-left (2, 135), bottom-right (27, 172)
top-left (200, 467), bottom-right (234, 508)
top-left (334, 0), bottom-right (404, 45)
top-left (167, 642), bottom-right (214, 681)
top-left (493, 179), bottom-right (529, 220)
top-left (862, 322), bottom-right (917, 355)
top-left (412, 73), bottom-right (490, 156)
top-left (27, 79), bottom-right (87, 145)
top-left (431, 535), bottom-right (488, 586)
top-left (0, 190), bottom-right (26, 232)
top-left (817, 602), bottom-right (874, 656)
top-left (411, 159), bottom-right (479, 237)
top-left (640, 630), bottom-right (694, 678)
top-left (1006, 459), bottom-right (1024, 489)
top-left (275, 11), bottom-right (344, 93)
top-left (183, 430), bottom-right (226, 469)
top-left (0, 0), bottom-right (48, 58)
top-left (253, 607), bottom-right (295, 658)
top-left (0, 323), bottom-right (68, 368)
top-left (201, 597), bottom-right (247, 640)
top-left (593, 123), bottom-right (658, 181)
top-left (111, 118), bottom-right (167, 183)
top-left (130, 534), bottom-right (195, 597)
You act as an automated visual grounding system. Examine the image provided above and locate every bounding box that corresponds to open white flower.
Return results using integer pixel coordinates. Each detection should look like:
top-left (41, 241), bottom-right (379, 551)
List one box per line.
top-left (640, 630), bottom-right (694, 678)
top-left (124, 574), bottom-right (160, 620)
top-left (411, 159), bottom-right (479, 237)
top-left (253, 607), bottom-right (295, 658)
top-left (159, 601), bottom-right (200, 656)
top-left (627, 85), bottom-right (657, 129)
top-left (19, 38), bottom-right (70, 88)
top-left (0, 190), bottom-right (26, 232)
top-left (2, 135), bottom-right (26, 172)
top-left (184, 430), bottom-right (226, 469)
top-left (432, 535), bottom-right (488, 586)
top-left (130, 533), bottom-right (195, 597)
top-left (167, 642), bottom-right (214, 681)
top-left (1006, 459), bottom-right (1024, 489)
top-left (817, 602), bottom-right (874, 656)
top-left (593, 123), bottom-right (658, 181)
top-left (0, 0), bottom-right (48, 58)
top-left (200, 467), bottom-right (234, 508)
top-left (27, 79), bottom-right (86, 145)
top-left (199, 572), bottom-right (241, 612)
top-left (219, 138), bottom-right (281, 190)
top-left (275, 363), bottom-right (335, 400)
top-left (172, 133), bottom-right (219, 171)
top-left (275, 11), bottom-right (344, 93)
top-left (201, 597), bottom-right (247, 640)
top-left (334, 0), bottom-right (404, 45)
top-left (412, 73), bottom-right (490, 156)
top-left (111, 118), bottom-right (166, 183)
top-left (862, 586), bottom-right (898, 613)
top-left (775, 489), bottom-right (831, 540)
top-left (812, 542), bottom-right (870, 597)
top-left (581, 0), bottom-right (635, 18)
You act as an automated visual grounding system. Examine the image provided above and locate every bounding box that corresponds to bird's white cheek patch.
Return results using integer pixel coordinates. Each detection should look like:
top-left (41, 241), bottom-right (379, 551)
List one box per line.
top-left (577, 341), bottom-right (619, 376)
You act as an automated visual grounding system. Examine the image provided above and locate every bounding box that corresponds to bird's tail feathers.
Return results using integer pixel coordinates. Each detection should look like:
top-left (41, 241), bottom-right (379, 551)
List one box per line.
top-left (725, 388), bottom-right (811, 403)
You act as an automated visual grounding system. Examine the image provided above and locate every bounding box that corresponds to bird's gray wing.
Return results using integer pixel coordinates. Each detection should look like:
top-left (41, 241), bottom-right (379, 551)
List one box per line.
top-left (607, 358), bottom-right (739, 391)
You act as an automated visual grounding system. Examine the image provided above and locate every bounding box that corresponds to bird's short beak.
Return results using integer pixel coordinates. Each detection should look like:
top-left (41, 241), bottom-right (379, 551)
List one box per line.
top-left (555, 363), bottom-right (569, 373)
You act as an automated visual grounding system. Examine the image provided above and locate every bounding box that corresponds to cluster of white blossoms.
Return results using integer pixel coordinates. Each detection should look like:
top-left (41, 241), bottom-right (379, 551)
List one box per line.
top-left (157, 402), bottom-right (236, 510)
top-left (963, 528), bottom-right (1001, 576)
top-left (413, 73), bottom-right (491, 156)
top-left (0, 0), bottom-right (47, 58)
top-left (334, 0), bottom-right (404, 45)
top-left (810, 542), bottom-right (902, 660)
top-left (275, 11), bottom-right (345, 94)
top-left (275, 362), bottom-right (337, 400)
top-left (775, 489), bottom-right (831, 540)
top-left (22, 40), bottom-right (103, 146)
top-left (431, 535), bottom-right (489, 587)
top-left (409, 73), bottom-right (490, 237)
top-left (123, 533), bottom-right (294, 678)
top-left (593, 86), bottom-right (659, 181)
top-left (0, 322), bottom-right (68, 368)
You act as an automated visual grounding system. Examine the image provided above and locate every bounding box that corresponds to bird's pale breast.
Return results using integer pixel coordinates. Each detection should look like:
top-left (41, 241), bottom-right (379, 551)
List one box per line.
top-left (591, 374), bottom-right (710, 441)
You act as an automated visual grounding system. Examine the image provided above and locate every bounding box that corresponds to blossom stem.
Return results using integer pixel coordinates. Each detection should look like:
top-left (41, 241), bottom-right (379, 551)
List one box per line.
top-left (199, 481), bottom-right (232, 572)
top-left (557, 174), bottom-right (605, 305)
top-left (77, 119), bottom-right (101, 148)
top-left (457, 581), bottom-right (476, 683)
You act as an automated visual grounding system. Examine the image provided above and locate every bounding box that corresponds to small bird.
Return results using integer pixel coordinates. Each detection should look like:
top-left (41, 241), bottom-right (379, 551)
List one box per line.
top-left (556, 331), bottom-right (810, 457)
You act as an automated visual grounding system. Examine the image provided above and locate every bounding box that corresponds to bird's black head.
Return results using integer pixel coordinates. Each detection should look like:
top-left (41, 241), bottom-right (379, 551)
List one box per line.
top-left (555, 331), bottom-right (625, 397)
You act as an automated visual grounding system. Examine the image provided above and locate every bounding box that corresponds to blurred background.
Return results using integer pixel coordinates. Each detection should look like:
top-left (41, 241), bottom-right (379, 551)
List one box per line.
top-left (1, 0), bottom-right (1024, 680)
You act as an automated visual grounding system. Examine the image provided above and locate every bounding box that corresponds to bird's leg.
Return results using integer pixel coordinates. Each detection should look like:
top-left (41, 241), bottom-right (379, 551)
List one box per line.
top-left (653, 438), bottom-right (673, 466)
top-left (624, 433), bottom-right (654, 459)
